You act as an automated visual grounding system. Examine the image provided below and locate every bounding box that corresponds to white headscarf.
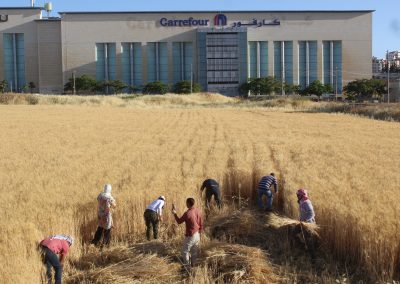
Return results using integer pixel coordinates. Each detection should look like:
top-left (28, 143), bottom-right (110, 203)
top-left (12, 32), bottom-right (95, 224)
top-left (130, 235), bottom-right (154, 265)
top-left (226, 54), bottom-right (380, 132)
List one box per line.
top-left (51, 234), bottom-right (74, 246)
top-left (103, 184), bottom-right (112, 197)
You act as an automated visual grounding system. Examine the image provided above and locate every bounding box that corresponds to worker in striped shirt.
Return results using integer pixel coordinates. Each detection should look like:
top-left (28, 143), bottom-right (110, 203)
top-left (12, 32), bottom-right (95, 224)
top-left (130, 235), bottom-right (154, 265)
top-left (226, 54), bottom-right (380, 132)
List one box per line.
top-left (257, 173), bottom-right (278, 211)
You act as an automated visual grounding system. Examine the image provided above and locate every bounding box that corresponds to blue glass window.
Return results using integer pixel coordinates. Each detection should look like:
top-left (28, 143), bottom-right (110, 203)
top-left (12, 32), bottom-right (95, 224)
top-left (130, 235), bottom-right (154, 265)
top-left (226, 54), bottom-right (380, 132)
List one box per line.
top-left (3, 33), bottom-right (25, 92)
top-left (323, 41), bottom-right (342, 92)
top-left (299, 41), bottom-right (318, 89)
top-left (121, 43), bottom-right (142, 87)
top-left (96, 43), bottom-right (116, 81)
top-left (274, 41), bottom-right (293, 84)
top-left (248, 42), bottom-right (257, 78)
top-left (173, 42), bottom-right (193, 83)
top-left (147, 42), bottom-right (168, 84)
top-left (260, 42), bottom-right (268, 77)
top-left (248, 41), bottom-right (268, 79)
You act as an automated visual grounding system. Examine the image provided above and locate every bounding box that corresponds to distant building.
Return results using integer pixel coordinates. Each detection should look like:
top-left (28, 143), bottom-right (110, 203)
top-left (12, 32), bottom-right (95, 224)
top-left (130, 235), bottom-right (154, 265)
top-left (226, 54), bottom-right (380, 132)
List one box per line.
top-left (372, 57), bottom-right (384, 74)
top-left (0, 7), bottom-right (373, 95)
top-left (387, 50), bottom-right (400, 68)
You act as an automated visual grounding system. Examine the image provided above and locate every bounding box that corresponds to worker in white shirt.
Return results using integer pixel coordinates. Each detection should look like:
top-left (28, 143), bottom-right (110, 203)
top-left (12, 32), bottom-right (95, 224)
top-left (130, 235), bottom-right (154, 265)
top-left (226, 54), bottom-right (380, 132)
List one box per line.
top-left (144, 196), bottom-right (166, 240)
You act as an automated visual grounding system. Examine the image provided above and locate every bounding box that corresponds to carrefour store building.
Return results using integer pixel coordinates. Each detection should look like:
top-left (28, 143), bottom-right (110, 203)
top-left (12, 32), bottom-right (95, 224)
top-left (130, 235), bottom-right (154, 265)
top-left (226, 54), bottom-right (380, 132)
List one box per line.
top-left (0, 7), bottom-right (372, 95)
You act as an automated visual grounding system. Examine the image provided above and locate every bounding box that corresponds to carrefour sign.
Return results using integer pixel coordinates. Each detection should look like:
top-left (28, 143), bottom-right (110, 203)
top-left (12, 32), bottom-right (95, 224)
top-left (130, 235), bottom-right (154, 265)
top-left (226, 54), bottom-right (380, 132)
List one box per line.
top-left (159, 14), bottom-right (280, 28)
top-left (160, 17), bottom-right (210, 27)
top-left (160, 14), bottom-right (226, 27)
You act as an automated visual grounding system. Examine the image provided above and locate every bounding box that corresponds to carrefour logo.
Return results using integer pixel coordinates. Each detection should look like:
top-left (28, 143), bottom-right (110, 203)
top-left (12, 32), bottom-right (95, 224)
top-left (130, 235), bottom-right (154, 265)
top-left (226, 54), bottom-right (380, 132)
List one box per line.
top-left (0, 15), bottom-right (8, 23)
top-left (214, 14), bottom-right (227, 26)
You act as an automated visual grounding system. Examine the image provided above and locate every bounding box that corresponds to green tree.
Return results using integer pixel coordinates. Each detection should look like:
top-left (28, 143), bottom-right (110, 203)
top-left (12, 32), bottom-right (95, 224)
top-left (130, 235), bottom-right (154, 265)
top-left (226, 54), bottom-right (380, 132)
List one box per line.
top-left (173, 80), bottom-right (201, 94)
top-left (283, 83), bottom-right (301, 95)
top-left (142, 81), bottom-right (169, 95)
top-left (238, 82), bottom-right (250, 97)
top-left (103, 80), bottom-right (127, 94)
top-left (128, 85), bottom-right (140, 94)
top-left (303, 80), bottom-right (330, 100)
top-left (343, 79), bottom-right (386, 101)
top-left (64, 75), bottom-right (98, 93)
top-left (0, 80), bottom-right (7, 93)
top-left (239, 77), bottom-right (280, 96)
top-left (324, 84), bottom-right (334, 94)
top-left (29, 82), bottom-right (36, 94)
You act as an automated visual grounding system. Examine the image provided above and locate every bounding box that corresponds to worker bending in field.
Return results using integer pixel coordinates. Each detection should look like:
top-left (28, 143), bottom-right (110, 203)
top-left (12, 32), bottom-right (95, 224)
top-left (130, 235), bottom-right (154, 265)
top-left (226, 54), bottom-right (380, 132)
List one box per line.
top-left (172, 198), bottom-right (203, 268)
top-left (91, 184), bottom-right (116, 247)
top-left (295, 188), bottom-right (317, 260)
top-left (144, 196), bottom-right (166, 240)
top-left (257, 173), bottom-right (278, 211)
top-left (39, 234), bottom-right (74, 284)
top-left (200, 178), bottom-right (222, 209)
top-left (297, 189), bottom-right (315, 223)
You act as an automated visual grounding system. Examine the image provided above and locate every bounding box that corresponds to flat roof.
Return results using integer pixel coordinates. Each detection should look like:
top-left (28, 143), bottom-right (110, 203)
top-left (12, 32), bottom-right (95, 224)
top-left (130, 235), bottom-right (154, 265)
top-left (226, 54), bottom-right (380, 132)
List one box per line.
top-left (0, 7), bottom-right (43, 10)
top-left (59, 10), bottom-right (374, 15)
top-left (35, 18), bottom-right (61, 22)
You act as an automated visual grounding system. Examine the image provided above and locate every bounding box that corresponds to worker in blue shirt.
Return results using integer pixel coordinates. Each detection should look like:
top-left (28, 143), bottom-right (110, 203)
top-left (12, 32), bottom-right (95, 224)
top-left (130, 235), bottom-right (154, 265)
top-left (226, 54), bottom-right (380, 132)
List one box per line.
top-left (200, 179), bottom-right (222, 209)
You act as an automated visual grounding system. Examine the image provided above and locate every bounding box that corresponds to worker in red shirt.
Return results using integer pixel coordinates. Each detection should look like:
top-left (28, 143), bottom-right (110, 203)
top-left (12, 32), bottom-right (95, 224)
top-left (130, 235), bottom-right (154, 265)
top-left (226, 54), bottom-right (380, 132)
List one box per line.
top-left (39, 235), bottom-right (74, 284)
top-left (172, 198), bottom-right (203, 267)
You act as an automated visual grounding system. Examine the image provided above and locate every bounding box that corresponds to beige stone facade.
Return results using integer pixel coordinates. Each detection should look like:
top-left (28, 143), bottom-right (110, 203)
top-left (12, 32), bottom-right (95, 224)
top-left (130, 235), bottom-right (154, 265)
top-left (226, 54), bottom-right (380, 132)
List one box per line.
top-left (0, 8), bottom-right (373, 94)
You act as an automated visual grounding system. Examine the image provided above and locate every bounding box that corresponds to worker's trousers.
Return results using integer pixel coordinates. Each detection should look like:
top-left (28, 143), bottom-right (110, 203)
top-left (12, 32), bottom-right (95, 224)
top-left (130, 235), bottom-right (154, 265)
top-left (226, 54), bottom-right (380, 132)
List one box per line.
top-left (182, 232), bottom-right (200, 267)
top-left (144, 209), bottom-right (159, 240)
top-left (257, 189), bottom-right (273, 210)
top-left (205, 188), bottom-right (222, 209)
top-left (92, 226), bottom-right (112, 247)
top-left (41, 246), bottom-right (62, 284)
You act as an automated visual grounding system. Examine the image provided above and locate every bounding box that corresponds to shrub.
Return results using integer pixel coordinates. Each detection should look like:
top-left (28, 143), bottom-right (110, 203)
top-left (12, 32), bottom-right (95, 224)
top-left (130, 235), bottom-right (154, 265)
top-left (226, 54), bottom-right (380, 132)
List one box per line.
top-left (173, 80), bottom-right (201, 94)
top-left (142, 81), bottom-right (169, 95)
top-left (0, 80), bottom-right (8, 93)
top-left (25, 94), bottom-right (39, 105)
top-left (97, 80), bottom-right (128, 94)
top-left (0, 93), bottom-right (14, 104)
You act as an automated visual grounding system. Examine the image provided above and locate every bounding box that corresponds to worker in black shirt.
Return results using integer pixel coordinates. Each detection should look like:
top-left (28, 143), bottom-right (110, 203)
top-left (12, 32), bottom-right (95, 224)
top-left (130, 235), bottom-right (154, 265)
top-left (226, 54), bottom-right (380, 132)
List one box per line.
top-left (200, 179), bottom-right (222, 209)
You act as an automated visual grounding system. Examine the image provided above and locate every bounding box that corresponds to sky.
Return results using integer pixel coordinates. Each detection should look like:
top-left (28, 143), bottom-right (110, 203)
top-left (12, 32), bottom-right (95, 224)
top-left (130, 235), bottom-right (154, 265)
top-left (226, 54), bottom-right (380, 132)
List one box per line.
top-left (3, 0), bottom-right (400, 58)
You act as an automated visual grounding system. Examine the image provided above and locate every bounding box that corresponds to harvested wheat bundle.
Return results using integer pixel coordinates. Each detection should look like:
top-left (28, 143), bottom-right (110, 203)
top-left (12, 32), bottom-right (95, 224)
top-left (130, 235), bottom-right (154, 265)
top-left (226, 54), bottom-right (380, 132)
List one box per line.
top-left (65, 246), bottom-right (181, 284)
top-left (208, 210), bottom-right (267, 245)
top-left (129, 240), bottom-right (180, 258)
top-left (196, 241), bottom-right (281, 284)
top-left (266, 213), bottom-right (320, 240)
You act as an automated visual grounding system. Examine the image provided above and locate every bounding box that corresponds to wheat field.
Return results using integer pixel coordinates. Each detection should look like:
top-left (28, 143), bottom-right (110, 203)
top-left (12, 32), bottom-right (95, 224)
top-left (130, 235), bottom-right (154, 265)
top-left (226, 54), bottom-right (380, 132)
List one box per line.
top-left (0, 98), bottom-right (399, 283)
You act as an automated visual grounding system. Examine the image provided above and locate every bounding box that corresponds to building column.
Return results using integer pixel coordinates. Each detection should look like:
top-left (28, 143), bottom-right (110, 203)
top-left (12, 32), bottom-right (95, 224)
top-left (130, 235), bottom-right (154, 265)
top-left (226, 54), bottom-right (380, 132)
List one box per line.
top-left (330, 41), bottom-right (334, 85)
top-left (13, 34), bottom-right (18, 90)
top-left (130, 43), bottom-right (134, 86)
top-left (268, 41), bottom-right (274, 77)
top-left (142, 43), bottom-right (147, 84)
top-left (293, 40), bottom-right (299, 86)
top-left (306, 41), bottom-right (310, 86)
top-left (115, 42), bottom-right (122, 83)
top-left (155, 42), bottom-right (159, 81)
top-left (318, 40), bottom-right (323, 83)
top-left (256, 41), bottom-right (261, 78)
top-left (167, 42), bottom-right (173, 83)
top-left (104, 43), bottom-right (109, 81)
top-left (180, 42), bottom-right (184, 81)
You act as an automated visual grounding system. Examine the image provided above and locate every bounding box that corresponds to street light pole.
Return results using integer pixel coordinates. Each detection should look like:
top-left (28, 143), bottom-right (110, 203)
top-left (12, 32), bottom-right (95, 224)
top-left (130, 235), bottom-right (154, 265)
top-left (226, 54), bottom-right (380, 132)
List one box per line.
top-left (190, 63), bottom-right (193, 94)
top-left (73, 71), bottom-right (76, 95)
top-left (387, 50), bottom-right (390, 104)
top-left (335, 67), bottom-right (338, 101)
